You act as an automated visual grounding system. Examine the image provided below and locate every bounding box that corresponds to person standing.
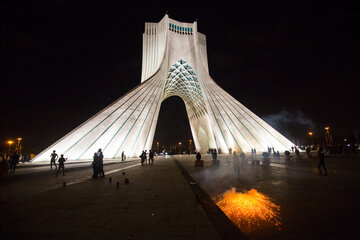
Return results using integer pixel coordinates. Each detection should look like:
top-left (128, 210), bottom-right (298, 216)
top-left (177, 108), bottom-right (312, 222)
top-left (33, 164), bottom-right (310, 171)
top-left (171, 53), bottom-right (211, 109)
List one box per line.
top-left (211, 149), bottom-right (217, 161)
top-left (196, 152), bottom-right (201, 161)
top-left (262, 152), bottom-right (270, 166)
top-left (306, 146), bottom-right (311, 157)
top-left (97, 149), bottom-right (105, 177)
top-left (149, 150), bottom-right (154, 165)
top-left (9, 152), bottom-right (19, 174)
top-left (140, 151), bottom-right (145, 165)
top-left (233, 151), bottom-right (240, 173)
top-left (284, 150), bottom-right (291, 161)
top-left (56, 154), bottom-right (67, 177)
top-left (121, 151), bottom-right (125, 162)
top-left (91, 152), bottom-right (99, 178)
top-left (50, 150), bottom-right (58, 170)
top-left (144, 150), bottom-right (147, 165)
top-left (317, 146), bottom-right (328, 176)
top-left (0, 155), bottom-right (9, 183)
top-left (240, 152), bottom-right (246, 166)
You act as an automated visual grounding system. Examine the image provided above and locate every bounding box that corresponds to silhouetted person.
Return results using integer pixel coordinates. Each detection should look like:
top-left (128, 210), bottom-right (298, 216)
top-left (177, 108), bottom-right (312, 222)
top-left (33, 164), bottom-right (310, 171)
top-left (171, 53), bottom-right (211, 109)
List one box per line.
top-left (262, 152), bottom-right (270, 166)
top-left (141, 151), bottom-right (144, 164)
top-left (144, 150), bottom-right (147, 165)
top-left (306, 147), bottom-right (311, 157)
top-left (284, 150), bottom-right (291, 161)
top-left (97, 149), bottom-right (105, 177)
top-left (318, 147), bottom-right (328, 176)
top-left (10, 152), bottom-right (19, 174)
top-left (240, 152), bottom-right (246, 165)
top-left (91, 152), bottom-right (99, 178)
top-left (149, 150), bottom-right (154, 165)
top-left (140, 151), bottom-right (145, 165)
top-left (121, 151), bottom-right (125, 162)
top-left (0, 155), bottom-right (9, 183)
top-left (212, 149), bottom-right (217, 160)
top-left (50, 150), bottom-right (58, 170)
top-left (196, 152), bottom-right (201, 161)
top-left (21, 153), bottom-right (28, 163)
top-left (56, 154), bottom-right (67, 177)
top-left (295, 147), bottom-right (300, 156)
top-left (233, 151), bottom-right (240, 173)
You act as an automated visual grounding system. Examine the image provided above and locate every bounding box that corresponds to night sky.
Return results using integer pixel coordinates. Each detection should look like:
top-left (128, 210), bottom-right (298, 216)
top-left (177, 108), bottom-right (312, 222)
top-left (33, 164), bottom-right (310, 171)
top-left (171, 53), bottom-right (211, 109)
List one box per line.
top-left (1, 1), bottom-right (359, 153)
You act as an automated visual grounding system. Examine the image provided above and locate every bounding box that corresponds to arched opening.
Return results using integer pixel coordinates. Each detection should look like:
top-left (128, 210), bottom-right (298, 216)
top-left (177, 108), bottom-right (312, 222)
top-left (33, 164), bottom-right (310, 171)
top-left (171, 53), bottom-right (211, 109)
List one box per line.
top-left (151, 96), bottom-right (194, 154)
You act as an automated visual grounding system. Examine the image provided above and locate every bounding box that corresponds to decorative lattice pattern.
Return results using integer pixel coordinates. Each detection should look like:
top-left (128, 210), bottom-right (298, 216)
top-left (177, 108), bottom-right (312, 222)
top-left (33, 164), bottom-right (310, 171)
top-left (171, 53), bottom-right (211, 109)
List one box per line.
top-left (164, 58), bottom-right (207, 119)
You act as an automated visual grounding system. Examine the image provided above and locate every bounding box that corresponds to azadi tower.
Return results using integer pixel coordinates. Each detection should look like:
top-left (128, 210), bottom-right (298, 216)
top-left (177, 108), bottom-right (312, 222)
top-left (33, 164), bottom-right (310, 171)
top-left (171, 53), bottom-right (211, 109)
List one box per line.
top-left (32, 15), bottom-right (293, 162)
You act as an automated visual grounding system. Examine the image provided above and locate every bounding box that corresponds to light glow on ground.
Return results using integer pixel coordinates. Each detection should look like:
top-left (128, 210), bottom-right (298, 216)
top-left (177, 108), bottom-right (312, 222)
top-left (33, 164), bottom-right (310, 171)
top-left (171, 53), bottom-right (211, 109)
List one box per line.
top-left (213, 188), bottom-right (281, 232)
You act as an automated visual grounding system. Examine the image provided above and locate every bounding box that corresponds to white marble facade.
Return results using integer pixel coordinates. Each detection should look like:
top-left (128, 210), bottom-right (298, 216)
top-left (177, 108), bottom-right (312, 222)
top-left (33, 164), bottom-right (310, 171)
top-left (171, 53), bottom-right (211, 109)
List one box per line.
top-left (32, 15), bottom-right (294, 162)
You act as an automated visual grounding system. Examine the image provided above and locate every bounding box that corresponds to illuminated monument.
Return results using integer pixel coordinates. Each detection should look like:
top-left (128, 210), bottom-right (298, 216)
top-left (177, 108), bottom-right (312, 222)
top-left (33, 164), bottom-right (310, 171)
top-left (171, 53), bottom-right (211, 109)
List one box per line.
top-left (32, 15), bottom-right (293, 162)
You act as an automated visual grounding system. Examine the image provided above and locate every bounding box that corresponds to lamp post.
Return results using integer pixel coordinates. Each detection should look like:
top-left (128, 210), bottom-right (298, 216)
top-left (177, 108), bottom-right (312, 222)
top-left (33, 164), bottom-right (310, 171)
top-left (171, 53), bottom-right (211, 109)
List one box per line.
top-left (189, 139), bottom-right (193, 154)
top-left (325, 127), bottom-right (333, 145)
top-left (178, 142), bottom-right (182, 154)
top-left (156, 142), bottom-right (159, 154)
top-left (308, 132), bottom-right (314, 145)
top-left (7, 140), bottom-right (14, 154)
top-left (16, 137), bottom-right (22, 154)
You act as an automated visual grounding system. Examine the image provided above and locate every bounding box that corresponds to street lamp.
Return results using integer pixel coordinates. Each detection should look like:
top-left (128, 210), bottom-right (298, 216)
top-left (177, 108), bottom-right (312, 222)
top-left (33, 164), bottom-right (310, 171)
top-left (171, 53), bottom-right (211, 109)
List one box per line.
top-left (325, 127), bottom-right (333, 145)
top-left (156, 142), bottom-right (159, 153)
top-left (189, 139), bottom-right (193, 154)
top-left (308, 132), bottom-right (314, 145)
top-left (178, 142), bottom-right (182, 154)
top-left (7, 140), bottom-right (14, 154)
top-left (16, 137), bottom-right (22, 154)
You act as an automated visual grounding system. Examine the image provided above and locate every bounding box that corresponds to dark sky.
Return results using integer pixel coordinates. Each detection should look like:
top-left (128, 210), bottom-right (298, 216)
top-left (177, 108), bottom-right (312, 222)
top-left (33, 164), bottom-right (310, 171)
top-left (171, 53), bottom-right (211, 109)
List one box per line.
top-left (1, 1), bottom-right (359, 152)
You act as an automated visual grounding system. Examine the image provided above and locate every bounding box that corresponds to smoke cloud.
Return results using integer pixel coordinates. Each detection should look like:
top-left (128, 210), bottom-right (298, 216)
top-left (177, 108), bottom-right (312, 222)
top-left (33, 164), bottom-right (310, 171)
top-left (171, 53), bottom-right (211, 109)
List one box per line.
top-left (262, 108), bottom-right (316, 140)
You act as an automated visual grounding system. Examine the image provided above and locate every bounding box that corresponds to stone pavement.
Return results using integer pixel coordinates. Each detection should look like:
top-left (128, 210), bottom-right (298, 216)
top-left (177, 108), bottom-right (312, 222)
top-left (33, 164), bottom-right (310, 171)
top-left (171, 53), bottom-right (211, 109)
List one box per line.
top-left (0, 157), bottom-right (221, 240)
top-left (176, 153), bottom-right (360, 240)
top-left (2, 153), bottom-right (360, 240)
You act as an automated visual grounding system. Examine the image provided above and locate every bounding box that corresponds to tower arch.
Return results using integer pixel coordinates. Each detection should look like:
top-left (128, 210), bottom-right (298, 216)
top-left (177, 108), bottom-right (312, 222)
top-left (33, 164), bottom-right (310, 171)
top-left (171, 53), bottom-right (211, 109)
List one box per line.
top-left (31, 15), bottom-right (294, 162)
top-left (162, 58), bottom-right (215, 153)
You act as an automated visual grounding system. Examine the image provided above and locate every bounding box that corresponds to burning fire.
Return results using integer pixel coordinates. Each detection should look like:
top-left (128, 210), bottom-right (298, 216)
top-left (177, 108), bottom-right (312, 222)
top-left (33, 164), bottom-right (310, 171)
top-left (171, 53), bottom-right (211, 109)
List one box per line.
top-left (213, 188), bottom-right (281, 232)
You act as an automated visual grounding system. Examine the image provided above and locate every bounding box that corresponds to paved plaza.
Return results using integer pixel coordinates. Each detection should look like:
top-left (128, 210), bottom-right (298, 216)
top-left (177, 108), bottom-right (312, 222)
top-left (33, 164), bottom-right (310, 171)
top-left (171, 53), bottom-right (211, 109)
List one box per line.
top-left (0, 158), bottom-right (219, 240)
top-left (177, 153), bottom-right (360, 240)
top-left (1, 153), bottom-right (360, 239)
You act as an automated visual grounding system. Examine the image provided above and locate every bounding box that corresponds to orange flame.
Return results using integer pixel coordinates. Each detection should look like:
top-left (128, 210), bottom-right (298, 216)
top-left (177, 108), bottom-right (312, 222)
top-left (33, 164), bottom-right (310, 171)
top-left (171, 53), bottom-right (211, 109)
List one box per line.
top-left (213, 188), bottom-right (281, 232)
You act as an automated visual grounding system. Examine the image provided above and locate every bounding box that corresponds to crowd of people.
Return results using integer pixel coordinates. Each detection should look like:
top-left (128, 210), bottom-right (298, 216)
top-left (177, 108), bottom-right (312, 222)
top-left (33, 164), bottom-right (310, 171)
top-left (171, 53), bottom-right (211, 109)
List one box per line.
top-left (47, 145), bottom-right (329, 178)
top-left (47, 148), bottom-right (155, 179)
top-left (210, 145), bottom-right (330, 177)
top-left (0, 145), bottom-right (333, 184)
top-left (139, 150), bottom-right (154, 165)
top-left (0, 152), bottom-right (21, 183)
